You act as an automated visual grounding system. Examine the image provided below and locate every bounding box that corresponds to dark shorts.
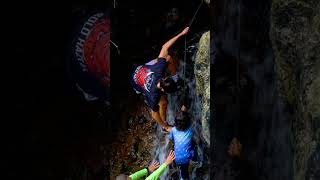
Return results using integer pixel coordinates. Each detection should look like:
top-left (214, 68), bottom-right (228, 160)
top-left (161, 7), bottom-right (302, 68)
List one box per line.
top-left (177, 163), bottom-right (189, 179)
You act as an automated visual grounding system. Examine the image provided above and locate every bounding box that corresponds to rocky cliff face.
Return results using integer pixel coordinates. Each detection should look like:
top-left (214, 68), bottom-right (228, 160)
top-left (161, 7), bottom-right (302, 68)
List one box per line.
top-left (195, 31), bottom-right (211, 146)
top-left (271, 1), bottom-right (320, 179)
top-left (107, 102), bottom-right (157, 179)
top-left (213, 0), bottom-right (295, 179)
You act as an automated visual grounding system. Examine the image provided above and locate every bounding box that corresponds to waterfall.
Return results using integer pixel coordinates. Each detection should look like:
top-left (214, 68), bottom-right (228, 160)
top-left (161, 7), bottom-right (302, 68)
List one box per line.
top-left (152, 39), bottom-right (209, 179)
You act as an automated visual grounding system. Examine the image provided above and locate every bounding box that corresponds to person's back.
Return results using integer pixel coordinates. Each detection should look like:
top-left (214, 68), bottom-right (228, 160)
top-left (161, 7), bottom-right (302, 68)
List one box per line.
top-left (129, 27), bottom-right (190, 132)
top-left (170, 125), bottom-right (194, 164)
top-left (169, 111), bottom-right (195, 179)
top-left (130, 58), bottom-right (167, 110)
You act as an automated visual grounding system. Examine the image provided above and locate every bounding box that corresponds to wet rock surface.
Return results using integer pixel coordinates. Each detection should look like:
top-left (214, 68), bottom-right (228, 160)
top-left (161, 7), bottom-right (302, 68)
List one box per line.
top-left (271, 0), bottom-right (320, 179)
top-left (107, 101), bottom-right (157, 179)
top-left (194, 31), bottom-right (211, 146)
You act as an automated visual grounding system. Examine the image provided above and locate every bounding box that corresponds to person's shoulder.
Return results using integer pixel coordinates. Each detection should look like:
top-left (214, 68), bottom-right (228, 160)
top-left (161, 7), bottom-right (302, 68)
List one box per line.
top-left (171, 127), bottom-right (178, 133)
top-left (156, 57), bottom-right (167, 65)
top-left (186, 126), bottom-right (193, 134)
top-left (157, 57), bottom-right (167, 61)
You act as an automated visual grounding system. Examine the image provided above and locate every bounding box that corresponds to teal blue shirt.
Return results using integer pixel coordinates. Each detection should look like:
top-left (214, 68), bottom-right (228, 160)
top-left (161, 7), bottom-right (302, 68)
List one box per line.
top-left (169, 126), bottom-right (195, 165)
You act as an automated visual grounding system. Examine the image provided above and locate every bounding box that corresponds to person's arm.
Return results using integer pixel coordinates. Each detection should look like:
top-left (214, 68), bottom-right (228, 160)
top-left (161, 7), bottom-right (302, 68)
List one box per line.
top-left (129, 168), bottom-right (148, 180)
top-left (145, 164), bottom-right (167, 180)
top-left (146, 150), bottom-right (176, 180)
top-left (151, 110), bottom-right (172, 131)
top-left (158, 27), bottom-right (189, 59)
top-left (129, 161), bottom-right (160, 180)
top-left (147, 95), bottom-right (171, 131)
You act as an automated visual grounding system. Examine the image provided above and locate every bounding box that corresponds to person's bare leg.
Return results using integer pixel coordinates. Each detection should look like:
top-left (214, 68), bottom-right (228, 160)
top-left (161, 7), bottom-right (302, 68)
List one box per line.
top-left (151, 111), bottom-right (168, 128)
top-left (159, 95), bottom-right (168, 125)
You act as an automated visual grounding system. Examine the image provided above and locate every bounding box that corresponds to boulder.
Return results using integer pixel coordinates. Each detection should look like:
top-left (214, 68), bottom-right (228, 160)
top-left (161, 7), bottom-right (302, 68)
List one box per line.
top-left (194, 31), bottom-right (211, 146)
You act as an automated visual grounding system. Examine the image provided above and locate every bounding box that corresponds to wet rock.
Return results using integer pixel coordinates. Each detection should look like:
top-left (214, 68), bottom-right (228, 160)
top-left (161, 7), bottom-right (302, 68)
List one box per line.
top-left (271, 0), bottom-right (320, 179)
top-left (194, 31), bottom-right (210, 146)
top-left (108, 103), bottom-right (157, 179)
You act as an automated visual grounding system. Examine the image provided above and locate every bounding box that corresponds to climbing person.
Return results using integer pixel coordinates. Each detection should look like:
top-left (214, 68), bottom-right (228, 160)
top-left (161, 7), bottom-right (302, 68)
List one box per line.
top-left (168, 101), bottom-right (196, 180)
top-left (116, 150), bottom-right (176, 180)
top-left (131, 27), bottom-right (190, 132)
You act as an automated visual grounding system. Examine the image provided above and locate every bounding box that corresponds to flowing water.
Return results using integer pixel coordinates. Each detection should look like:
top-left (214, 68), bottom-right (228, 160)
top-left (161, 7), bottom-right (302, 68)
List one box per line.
top-left (152, 38), bottom-right (210, 180)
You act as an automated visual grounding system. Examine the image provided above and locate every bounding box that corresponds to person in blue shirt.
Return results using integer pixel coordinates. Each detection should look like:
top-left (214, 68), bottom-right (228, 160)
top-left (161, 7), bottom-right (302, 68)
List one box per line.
top-left (131, 27), bottom-right (189, 132)
top-left (168, 101), bottom-right (195, 180)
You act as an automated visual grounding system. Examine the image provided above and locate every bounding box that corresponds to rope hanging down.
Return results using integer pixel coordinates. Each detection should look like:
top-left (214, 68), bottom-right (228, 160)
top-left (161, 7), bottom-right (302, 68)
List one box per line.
top-left (183, 37), bottom-right (187, 84)
top-left (182, 0), bottom-right (204, 83)
top-left (188, 0), bottom-right (204, 27)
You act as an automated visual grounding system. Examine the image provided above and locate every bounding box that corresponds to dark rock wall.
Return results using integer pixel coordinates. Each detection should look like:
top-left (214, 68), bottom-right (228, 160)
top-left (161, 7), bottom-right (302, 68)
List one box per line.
top-left (213, 0), bottom-right (293, 179)
top-left (271, 0), bottom-right (320, 179)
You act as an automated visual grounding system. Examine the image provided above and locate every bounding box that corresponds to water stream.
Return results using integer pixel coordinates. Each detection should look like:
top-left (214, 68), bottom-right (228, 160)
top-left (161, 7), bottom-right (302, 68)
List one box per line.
top-left (152, 38), bottom-right (209, 179)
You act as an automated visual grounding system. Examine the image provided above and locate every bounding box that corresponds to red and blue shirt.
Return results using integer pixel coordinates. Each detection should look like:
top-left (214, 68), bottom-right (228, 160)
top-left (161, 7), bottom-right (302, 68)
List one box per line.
top-left (131, 58), bottom-right (167, 111)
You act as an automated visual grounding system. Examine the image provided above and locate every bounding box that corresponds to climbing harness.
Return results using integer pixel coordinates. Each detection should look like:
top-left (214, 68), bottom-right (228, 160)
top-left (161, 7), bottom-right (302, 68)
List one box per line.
top-left (188, 0), bottom-right (204, 27)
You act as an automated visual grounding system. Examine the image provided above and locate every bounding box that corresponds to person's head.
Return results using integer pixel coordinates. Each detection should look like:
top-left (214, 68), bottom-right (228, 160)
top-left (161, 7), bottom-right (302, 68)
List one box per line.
top-left (158, 77), bottom-right (177, 93)
top-left (174, 111), bottom-right (191, 131)
top-left (116, 174), bottom-right (129, 180)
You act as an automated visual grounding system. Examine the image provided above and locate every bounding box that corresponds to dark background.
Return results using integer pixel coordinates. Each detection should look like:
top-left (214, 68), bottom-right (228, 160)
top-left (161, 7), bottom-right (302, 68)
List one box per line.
top-left (4, 1), bottom-right (112, 179)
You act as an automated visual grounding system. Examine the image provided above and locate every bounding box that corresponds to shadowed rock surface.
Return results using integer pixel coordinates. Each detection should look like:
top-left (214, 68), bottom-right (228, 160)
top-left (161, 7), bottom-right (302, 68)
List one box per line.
top-left (271, 0), bottom-right (320, 179)
top-left (213, 0), bottom-right (293, 179)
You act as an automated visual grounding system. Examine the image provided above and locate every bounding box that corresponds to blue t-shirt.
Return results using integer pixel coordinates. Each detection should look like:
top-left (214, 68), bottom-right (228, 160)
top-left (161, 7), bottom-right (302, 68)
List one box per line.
top-left (131, 58), bottom-right (167, 111)
top-left (169, 126), bottom-right (195, 165)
